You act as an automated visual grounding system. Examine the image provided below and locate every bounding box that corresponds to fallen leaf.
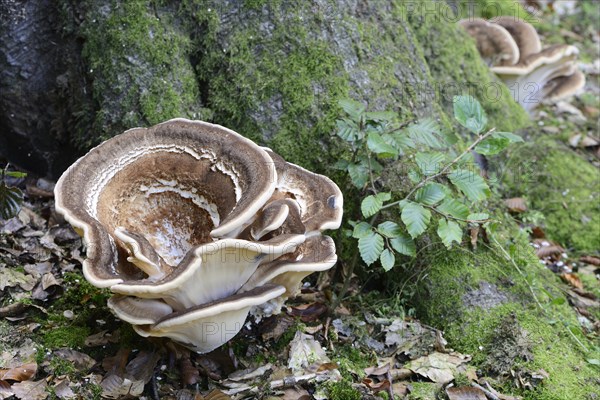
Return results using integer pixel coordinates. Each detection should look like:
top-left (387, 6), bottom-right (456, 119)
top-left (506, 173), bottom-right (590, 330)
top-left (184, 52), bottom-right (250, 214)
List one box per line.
top-left (560, 273), bottom-right (583, 289)
top-left (11, 379), bottom-right (47, 400)
top-left (288, 332), bottom-right (330, 375)
top-left (84, 330), bottom-right (120, 347)
top-left (289, 303), bottom-right (328, 322)
top-left (0, 268), bottom-right (36, 291)
top-left (580, 256), bottom-right (600, 266)
top-left (259, 314), bottom-right (295, 341)
top-left (362, 377), bottom-right (390, 393)
top-left (54, 349), bottom-right (96, 371)
top-left (100, 374), bottom-right (144, 399)
top-left (504, 198), bottom-right (527, 213)
top-left (364, 363), bottom-right (391, 377)
top-left (446, 386), bottom-right (487, 400)
top-left (406, 352), bottom-right (471, 384)
top-left (0, 363), bottom-right (37, 381)
top-left (53, 379), bottom-right (76, 399)
top-left (180, 353), bottom-right (200, 385)
top-left (535, 245), bottom-right (564, 259)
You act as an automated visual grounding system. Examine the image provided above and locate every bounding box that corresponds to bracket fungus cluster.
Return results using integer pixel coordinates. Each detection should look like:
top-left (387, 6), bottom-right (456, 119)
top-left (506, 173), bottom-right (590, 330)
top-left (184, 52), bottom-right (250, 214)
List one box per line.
top-left (460, 17), bottom-right (585, 112)
top-left (54, 119), bottom-right (343, 353)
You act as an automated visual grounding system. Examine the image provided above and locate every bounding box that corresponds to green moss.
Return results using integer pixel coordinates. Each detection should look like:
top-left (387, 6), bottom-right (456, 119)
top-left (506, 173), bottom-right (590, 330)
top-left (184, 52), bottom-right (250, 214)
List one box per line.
top-left (326, 380), bottom-right (362, 400)
top-left (416, 234), bottom-right (600, 399)
top-left (407, 381), bottom-right (440, 400)
top-left (43, 326), bottom-right (90, 349)
top-left (502, 137), bottom-right (600, 253)
top-left (79, 0), bottom-right (205, 147)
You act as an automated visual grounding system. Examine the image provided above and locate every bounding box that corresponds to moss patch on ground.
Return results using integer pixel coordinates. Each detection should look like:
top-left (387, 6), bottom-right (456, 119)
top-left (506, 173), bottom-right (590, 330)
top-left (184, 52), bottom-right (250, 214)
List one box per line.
top-left (414, 233), bottom-right (600, 399)
top-left (501, 136), bottom-right (600, 253)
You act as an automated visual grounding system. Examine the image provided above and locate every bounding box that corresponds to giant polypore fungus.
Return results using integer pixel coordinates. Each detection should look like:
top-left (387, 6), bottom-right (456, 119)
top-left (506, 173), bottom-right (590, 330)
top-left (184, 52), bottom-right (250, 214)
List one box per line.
top-left (459, 17), bottom-right (585, 112)
top-left (54, 119), bottom-right (342, 353)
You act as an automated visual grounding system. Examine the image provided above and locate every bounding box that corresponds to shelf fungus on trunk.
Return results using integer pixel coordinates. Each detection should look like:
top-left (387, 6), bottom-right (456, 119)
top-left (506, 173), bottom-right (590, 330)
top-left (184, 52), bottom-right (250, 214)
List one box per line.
top-left (54, 119), bottom-right (343, 353)
top-left (459, 17), bottom-right (585, 112)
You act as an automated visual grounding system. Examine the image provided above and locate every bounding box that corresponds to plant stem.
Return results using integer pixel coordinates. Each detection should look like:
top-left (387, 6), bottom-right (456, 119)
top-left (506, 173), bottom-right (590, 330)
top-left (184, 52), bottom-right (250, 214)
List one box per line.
top-left (381, 128), bottom-right (496, 210)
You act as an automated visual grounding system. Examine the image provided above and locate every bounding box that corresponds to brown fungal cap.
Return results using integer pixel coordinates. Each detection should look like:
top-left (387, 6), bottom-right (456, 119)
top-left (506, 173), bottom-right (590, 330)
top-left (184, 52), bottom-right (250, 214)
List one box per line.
top-left (491, 44), bottom-right (579, 76)
top-left (265, 150), bottom-right (343, 233)
top-left (54, 119), bottom-right (277, 286)
top-left (459, 18), bottom-right (520, 66)
top-left (491, 16), bottom-right (542, 60)
top-left (543, 70), bottom-right (586, 103)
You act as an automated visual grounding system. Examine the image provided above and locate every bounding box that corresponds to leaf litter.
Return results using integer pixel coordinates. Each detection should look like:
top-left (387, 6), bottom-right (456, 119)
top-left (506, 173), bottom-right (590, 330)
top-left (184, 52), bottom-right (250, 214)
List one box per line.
top-left (0, 170), bottom-right (597, 400)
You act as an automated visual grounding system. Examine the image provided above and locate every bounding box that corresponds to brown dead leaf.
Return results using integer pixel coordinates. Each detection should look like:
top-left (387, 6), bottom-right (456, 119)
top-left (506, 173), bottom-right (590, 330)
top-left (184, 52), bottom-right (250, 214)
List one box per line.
top-left (535, 245), bottom-right (564, 259)
top-left (125, 351), bottom-right (159, 384)
top-left (364, 363), bottom-right (390, 377)
top-left (53, 379), bottom-right (76, 399)
top-left (204, 389), bottom-right (232, 400)
top-left (406, 352), bottom-right (471, 384)
top-left (180, 353), bottom-right (200, 385)
top-left (392, 382), bottom-right (409, 396)
top-left (560, 273), bottom-right (583, 289)
top-left (11, 379), bottom-right (47, 400)
top-left (259, 314), bottom-right (295, 341)
top-left (282, 388), bottom-right (311, 400)
top-left (446, 386), bottom-right (487, 400)
top-left (568, 289), bottom-right (600, 309)
top-left (289, 302), bottom-right (328, 322)
top-left (362, 377), bottom-right (390, 393)
top-left (531, 226), bottom-right (546, 239)
top-left (84, 330), bottom-right (120, 347)
top-left (0, 362), bottom-right (37, 381)
top-left (0, 380), bottom-right (14, 399)
top-left (580, 256), bottom-right (600, 266)
top-left (470, 226), bottom-right (479, 250)
top-left (504, 198), bottom-right (527, 213)
top-left (54, 349), bottom-right (95, 371)
top-left (100, 373), bottom-right (144, 399)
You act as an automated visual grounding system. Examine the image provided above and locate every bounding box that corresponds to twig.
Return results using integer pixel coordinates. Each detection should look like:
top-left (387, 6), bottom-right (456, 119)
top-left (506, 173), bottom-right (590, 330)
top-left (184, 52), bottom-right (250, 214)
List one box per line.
top-left (471, 382), bottom-right (500, 400)
top-left (381, 128), bottom-right (496, 210)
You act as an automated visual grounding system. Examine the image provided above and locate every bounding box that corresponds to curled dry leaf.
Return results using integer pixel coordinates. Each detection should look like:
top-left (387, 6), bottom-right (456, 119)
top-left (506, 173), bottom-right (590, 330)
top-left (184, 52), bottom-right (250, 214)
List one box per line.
top-left (53, 379), bottom-right (76, 399)
top-left (53, 350), bottom-right (96, 372)
top-left (364, 363), bottom-right (391, 377)
top-left (579, 256), bottom-right (600, 266)
top-left (10, 379), bottom-right (47, 400)
top-left (504, 197), bottom-right (527, 213)
top-left (289, 302), bottom-right (328, 322)
top-left (259, 314), bottom-right (295, 341)
top-left (560, 273), bottom-right (583, 289)
top-left (362, 377), bottom-right (390, 393)
top-left (84, 330), bottom-right (120, 347)
top-left (0, 362), bottom-right (37, 382)
top-left (406, 352), bottom-right (472, 384)
top-left (180, 354), bottom-right (200, 386)
top-left (446, 386), bottom-right (487, 400)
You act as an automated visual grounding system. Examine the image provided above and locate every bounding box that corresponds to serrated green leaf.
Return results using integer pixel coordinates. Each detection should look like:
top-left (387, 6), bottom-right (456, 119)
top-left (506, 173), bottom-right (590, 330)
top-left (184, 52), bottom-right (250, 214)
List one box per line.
top-left (448, 169), bottom-right (491, 202)
top-left (437, 198), bottom-right (470, 219)
top-left (467, 213), bottom-right (490, 221)
top-left (415, 152), bottom-right (446, 176)
top-left (367, 132), bottom-right (398, 158)
top-left (377, 221), bottom-right (402, 238)
top-left (339, 99), bottom-right (366, 121)
top-left (359, 232), bottom-right (384, 266)
top-left (401, 202), bottom-right (431, 238)
top-left (392, 132), bottom-right (416, 149)
top-left (364, 111), bottom-right (397, 121)
top-left (475, 136), bottom-right (511, 155)
top-left (352, 222), bottom-right (373, 239)
top-left (380, 249), bottom-right (396, 271)
top-left (437, 219), bottom-right (463, 249)
top-left (415, 183), bottom-right (446, 205)
top-left (332, 160), bottom-right (350, 170)
top-left (0, 182), bottom-right (23, 220)
top-left (390, 235), bottom-right (416, 257)
top-left (335, 119), bottom-right (359, 142)
top-left (453, 95), bottom-right (487, 134)
top-left (376, 192), bottom-right (392, 202)
top-left (408, 169), bottom-right (422, 184)
top-left (348, 163), bottom-right (369, 189)
top-left (4, 171), bottom-right (27, 179)
top-left (361, 195), bottom-right (383, 218)
top-left (493, 131), bottom-right (523, 143)
top-left (407, 118), bottom-right (444, 148)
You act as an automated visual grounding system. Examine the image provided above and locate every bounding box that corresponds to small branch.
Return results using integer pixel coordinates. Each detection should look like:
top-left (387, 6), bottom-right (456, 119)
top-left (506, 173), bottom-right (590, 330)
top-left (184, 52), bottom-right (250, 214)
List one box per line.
top-left (381, 128), bottom-right (496, 210)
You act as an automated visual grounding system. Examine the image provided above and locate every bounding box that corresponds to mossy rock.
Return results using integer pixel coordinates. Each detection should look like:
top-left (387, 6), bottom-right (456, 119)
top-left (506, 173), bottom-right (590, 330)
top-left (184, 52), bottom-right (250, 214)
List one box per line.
top-left (415, 235), bottom-right (600, 399)
top-left (500, 135), bottom-right (600, 253)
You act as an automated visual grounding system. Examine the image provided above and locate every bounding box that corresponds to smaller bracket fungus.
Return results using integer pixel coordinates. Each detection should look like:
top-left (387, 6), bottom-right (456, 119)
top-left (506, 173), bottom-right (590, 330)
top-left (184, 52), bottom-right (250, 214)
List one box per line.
top-left (54, 119), bottom-right (343, 353)
top-left (459, 18), bottom-right (520, 66)
top-left (460, 17), bottom-right (586, 112)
